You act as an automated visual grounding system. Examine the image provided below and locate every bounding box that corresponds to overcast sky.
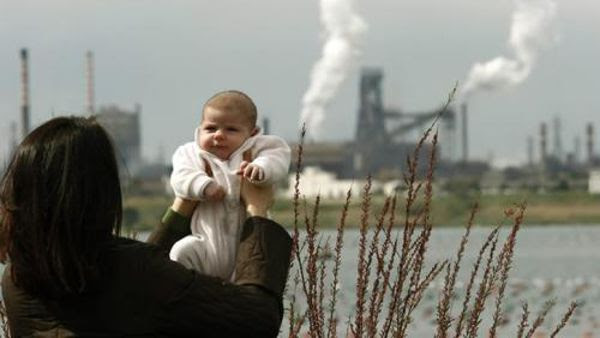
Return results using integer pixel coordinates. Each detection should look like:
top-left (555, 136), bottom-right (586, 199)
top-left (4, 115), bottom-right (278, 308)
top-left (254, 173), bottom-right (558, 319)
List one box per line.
top-left (1, 0), bottom-right (598, 167)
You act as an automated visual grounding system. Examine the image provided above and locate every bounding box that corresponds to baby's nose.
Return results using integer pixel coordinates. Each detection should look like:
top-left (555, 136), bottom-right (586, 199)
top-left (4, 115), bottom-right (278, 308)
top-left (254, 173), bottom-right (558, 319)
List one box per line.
top-left (214, 130), bottom-right (225, 139)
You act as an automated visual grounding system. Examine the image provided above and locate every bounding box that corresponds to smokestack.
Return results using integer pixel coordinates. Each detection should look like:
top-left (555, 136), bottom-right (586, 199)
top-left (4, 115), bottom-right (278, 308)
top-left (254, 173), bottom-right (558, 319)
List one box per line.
top-left (587, 123), bottom-right (594, 165)
top-left (461, 103), bottom-right (468, 163)
top-left (540, 122), bottom-right (547, 163)
top-left (574, 136), bottom-right (581, 164)
top-left (262, 117), bottom-right (270, 135)
top-left (86, 50), bottom-right (95, 114)
top-left (553, 115), bottom-right (563, 162)
top-left (527, 136), bottom-right (534, 167)
top-left (10, 121), bottom-right (17, 156)
top-left (20, 48), bottom-right (30, 138)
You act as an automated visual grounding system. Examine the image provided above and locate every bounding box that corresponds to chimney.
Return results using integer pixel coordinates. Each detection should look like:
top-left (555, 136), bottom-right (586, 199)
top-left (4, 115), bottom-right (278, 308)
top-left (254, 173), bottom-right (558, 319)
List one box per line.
top-left (553, 115), bottom-right (563, 162)
top-left (540, 122), bottom-right (547, 163)
top-left (527, 136), bottom-right (534, 167)
top-left (587, 123), bottom-right (594, 165)
top-left (262, 117), bottom-right (270, 135)
top-left (574, 136), bottom-right (581, 164)
top-left (461, 103), bottom-right (468, 163)
top-left (10, 121), bottom-right (18, 156)
top-left (20, 48), bottom-right (30, 138)
top-left (86, 51), bottom-right (95, 114)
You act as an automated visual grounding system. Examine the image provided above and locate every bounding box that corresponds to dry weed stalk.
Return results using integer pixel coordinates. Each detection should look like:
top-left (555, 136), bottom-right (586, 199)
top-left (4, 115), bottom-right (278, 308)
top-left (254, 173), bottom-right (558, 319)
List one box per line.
top-left (353, 176), bottom-right (373, 337)
top-left (524, 299), bottom-right (556, 338)
top-left (516, 301), bottom-right (530, 338)
top-left (549, 301), bottom-right (578, 338)
top-left (436, 203), bottom-right (478, 338)
top-left (326, 188), bottom-right (352, 338)
top-left (488, 204), bottom-right (526, 338)
top-left (0, 299), bottom-right (9, 338)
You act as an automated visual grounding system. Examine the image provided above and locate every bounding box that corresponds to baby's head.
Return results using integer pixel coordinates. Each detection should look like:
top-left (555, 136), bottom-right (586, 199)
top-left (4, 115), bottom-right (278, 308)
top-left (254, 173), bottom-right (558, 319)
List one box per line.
top-left (197, 90), bottom-right (259, 160)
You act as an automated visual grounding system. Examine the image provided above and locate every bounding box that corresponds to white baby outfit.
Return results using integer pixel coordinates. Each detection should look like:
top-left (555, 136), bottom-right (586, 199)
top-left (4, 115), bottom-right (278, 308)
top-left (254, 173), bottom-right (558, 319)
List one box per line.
top-left (169, 129), bottom-right (291, 280)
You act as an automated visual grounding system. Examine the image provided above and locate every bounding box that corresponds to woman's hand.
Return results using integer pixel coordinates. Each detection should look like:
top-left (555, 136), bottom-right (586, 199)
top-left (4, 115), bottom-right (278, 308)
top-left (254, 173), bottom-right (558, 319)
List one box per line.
top-left (240, 178), bottom-right (274, 218)
top-left (170, 197), bottom-right (198, 218)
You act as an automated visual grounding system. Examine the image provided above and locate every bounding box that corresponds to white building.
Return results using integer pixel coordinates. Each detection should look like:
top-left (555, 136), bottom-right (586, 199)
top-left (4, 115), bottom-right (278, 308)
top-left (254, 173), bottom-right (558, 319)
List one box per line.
top-left (589, 170), bottom-right (600, 194)
top-left (286, 166), bottom-right (380, 199)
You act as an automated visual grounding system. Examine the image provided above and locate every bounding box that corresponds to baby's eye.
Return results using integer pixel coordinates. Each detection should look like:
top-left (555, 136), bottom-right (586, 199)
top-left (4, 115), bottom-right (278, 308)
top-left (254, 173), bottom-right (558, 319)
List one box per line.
top-left (204, 126), bottom-right (217, 132)
top-left (227, 127), bottom-right (239, 132)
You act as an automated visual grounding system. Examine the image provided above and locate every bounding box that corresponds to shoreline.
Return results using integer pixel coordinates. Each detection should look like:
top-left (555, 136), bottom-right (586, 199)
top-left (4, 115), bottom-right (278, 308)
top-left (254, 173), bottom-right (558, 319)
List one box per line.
top-left (123, 191), bottom-right (600, 231)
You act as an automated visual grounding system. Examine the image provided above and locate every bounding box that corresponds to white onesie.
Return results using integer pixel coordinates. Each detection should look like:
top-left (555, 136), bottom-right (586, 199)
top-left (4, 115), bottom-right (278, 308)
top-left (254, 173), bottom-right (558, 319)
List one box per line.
top-left (169, 129), bottom-right (291, 280)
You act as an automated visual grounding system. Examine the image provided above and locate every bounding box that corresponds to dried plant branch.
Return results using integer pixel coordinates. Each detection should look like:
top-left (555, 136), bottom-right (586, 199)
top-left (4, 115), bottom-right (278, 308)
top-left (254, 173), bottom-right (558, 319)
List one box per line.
top-left (525, 299), bottom-right (556, 338)
top-left (0, 299), bottom-right (9, 338)
top-left (306, 195), bottom-right (323, 337)
top-left (353, 176), bottom-right (373, 337)
top-left (549, 301), bottom-right (577, 338)
top-left (436, 202), bottom-right (477, 338)
top-left (454, 221), bottom-right (499, 338)
top-left (326, 188), bottom-right (352, 338)
top-left (288, 269), bottom-right (300, 338)
top-left (489, 204), bottom-right (526, 338)
top-left (465, 227), bottom-right (501, 338)
top-left (373, 195), bottom-right (399, 324)
top-left (516, 301), bottom-right (530, 338)
top-left (365, 197), bottom-right (391, 337)
top-left (292, 124), bottom-right (306, 258)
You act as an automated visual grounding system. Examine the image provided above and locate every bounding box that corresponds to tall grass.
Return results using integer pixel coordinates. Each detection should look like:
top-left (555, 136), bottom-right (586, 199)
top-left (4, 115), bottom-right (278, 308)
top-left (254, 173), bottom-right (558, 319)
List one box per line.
top-left (286, 87), bottom-right (577, 337)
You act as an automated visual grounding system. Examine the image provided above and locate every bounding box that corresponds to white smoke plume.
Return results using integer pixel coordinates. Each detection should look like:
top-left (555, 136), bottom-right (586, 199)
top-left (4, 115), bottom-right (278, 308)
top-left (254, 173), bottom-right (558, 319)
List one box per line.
top-left (460, 0), bottom-right (558, 99)
top-left (300, 0), bottom-right (367, 139)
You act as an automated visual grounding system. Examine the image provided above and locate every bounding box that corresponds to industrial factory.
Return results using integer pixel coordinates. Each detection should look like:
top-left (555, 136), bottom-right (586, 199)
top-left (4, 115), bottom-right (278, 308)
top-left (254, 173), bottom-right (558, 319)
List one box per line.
top-left (292, 67), bottom-right (600, 195)
top-left (295, 67), bottom-right (478, 180)
top-left (6, 48), bottom-right (600, 195)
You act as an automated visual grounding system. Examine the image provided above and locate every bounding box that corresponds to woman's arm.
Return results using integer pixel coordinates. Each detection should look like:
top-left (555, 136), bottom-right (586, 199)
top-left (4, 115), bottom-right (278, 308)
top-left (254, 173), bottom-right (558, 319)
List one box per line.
top-left (146, 198), bottom-right (197, 251)
top-left (148, 215), bottom-right (291, 337)
top-left (148, 179), bottom-right (291, 336)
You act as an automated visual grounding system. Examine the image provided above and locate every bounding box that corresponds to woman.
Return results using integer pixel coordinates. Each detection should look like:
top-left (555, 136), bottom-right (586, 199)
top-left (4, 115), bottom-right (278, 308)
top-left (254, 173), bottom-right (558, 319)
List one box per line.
top-left (0, 116), bottom-right (291, 337)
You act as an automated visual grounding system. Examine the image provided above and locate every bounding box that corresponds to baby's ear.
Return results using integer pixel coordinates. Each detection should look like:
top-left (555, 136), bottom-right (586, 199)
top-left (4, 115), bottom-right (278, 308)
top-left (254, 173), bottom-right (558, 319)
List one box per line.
top-left (251, 126), bottom-right (259, 136)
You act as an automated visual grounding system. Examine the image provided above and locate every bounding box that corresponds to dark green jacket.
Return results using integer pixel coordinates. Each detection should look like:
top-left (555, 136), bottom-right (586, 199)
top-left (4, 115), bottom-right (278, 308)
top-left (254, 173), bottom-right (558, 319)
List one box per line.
top-left (2, 209), bottom-right (292, 337)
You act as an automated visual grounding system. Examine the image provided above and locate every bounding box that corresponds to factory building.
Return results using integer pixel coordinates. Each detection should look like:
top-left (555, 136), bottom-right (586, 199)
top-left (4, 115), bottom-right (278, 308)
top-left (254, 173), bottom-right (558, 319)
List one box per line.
top-left (589, 170), bottom-right (600, 194)
top-left (292, 67), bottom-right (462, 180)
top-left (95, 104), bottom-right (142, 176)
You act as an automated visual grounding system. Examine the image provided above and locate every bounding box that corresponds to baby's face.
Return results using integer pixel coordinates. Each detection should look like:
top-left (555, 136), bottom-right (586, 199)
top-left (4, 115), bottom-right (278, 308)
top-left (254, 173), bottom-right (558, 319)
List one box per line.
top-left (198, 107), bottom-right (256, 160)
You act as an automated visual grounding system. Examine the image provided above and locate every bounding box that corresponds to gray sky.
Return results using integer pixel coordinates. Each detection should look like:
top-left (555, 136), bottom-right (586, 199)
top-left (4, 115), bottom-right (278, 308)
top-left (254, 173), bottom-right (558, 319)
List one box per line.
top-left (1, 0), bottom-right (598, 167)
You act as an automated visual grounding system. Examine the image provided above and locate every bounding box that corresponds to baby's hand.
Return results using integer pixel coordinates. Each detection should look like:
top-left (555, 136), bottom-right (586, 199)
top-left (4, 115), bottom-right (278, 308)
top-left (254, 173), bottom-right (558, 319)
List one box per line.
top-left (204, 182), bottom-right (226, 201)
top-left (238, 161), bottom-right (265, 182)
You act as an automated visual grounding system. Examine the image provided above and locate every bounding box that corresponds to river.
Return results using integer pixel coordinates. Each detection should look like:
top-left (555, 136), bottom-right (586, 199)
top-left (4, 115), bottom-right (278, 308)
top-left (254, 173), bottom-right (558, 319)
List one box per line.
top-left (281, 225), bottom-right (600, 337)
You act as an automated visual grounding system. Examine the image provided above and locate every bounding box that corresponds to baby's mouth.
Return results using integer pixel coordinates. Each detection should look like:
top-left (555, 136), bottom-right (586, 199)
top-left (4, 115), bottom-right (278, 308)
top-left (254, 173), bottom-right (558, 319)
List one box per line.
top-left (213, 144), bottom-right (228, 152)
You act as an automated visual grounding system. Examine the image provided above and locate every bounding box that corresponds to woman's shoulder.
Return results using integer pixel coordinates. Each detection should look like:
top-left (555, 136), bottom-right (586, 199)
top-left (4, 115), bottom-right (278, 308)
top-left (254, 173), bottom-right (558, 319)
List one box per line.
top-left (104, 236), bottom-right (168, 261)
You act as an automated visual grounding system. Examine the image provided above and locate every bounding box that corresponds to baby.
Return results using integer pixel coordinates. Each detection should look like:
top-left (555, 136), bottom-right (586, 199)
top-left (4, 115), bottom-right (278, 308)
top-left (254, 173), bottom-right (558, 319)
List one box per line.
top-left (169, 90), bottom-right (291, 280)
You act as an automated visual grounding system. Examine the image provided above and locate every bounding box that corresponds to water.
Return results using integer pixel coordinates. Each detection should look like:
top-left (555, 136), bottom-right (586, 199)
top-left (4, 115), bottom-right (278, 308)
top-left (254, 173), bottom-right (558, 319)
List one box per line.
top-left (283, 225), bottom-right (600, 337)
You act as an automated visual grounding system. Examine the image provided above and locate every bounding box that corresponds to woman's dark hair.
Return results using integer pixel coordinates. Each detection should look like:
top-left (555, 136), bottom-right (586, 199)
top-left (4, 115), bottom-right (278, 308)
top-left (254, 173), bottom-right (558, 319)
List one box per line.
top-left (0, 116), bottom-right (122, 298)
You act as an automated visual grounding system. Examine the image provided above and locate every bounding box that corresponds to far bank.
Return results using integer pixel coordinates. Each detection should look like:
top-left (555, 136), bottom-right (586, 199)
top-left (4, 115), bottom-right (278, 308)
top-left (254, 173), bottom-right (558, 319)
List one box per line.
top-left (123, 191), bottom-right (600, 231)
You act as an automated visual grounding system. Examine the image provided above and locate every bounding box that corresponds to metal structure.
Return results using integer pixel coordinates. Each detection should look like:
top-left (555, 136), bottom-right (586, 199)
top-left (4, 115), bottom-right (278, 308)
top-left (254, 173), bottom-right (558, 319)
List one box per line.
top-left (540, 122), bottom-right (548, 163)
top-left (587, 123), bottom-right (595, 165)
top-left (353, 67), bottom-right (456, 176)
top-left (10, 121), bottom-right (17, 157)
top-left (527, 136), bottom-right (534, 167)
top-left (574, 136), bottom-right (581, 164)
top-left (461, 103), bottom-right (468, 163)
top-left (86, 51), bottom-right (95, 114)
top-left (95, 104), bottom-right (142, 175)
top-left (20, 48), bottom-right (30, 139)
top-left (553, 116), bottom-right (563, 161)
top-left (262, 117), bottom-right (270, 135)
